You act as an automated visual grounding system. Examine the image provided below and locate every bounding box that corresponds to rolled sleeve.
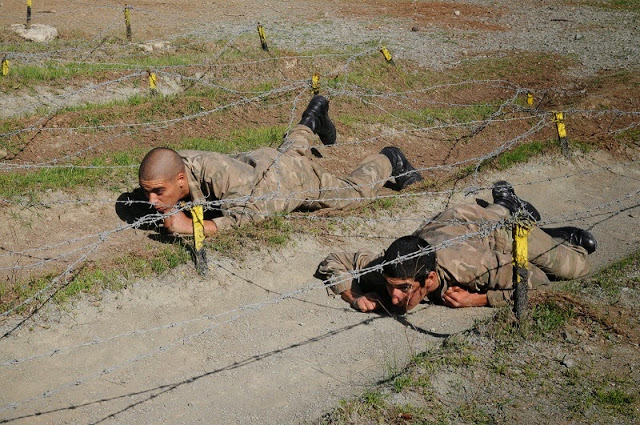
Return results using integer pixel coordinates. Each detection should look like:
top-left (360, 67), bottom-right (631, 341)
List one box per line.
top-left (315, 250), bottom-right (383, 295)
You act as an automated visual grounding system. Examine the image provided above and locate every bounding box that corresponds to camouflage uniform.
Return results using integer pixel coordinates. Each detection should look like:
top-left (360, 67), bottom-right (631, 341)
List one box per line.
top-left (316, 203), bottom-right (591, 307)
top-left (178, 125), bottom-right (392, 231)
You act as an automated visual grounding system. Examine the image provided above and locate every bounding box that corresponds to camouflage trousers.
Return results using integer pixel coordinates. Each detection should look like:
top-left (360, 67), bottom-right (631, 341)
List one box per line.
top-left (490, 205), bottom-right (591, 284)
top-left (229, 125), bottom-right (392, 223)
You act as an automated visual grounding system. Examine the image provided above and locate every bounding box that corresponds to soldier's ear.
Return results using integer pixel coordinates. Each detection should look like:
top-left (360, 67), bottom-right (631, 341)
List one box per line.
top-left (175, 172), bottom-right (188, 192)
top-left (424, 271), bottom-right (438, 292)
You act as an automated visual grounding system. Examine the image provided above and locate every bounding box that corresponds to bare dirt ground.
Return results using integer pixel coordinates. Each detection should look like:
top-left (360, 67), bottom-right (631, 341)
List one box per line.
top-left (0, 0), bottom-right (639, 424)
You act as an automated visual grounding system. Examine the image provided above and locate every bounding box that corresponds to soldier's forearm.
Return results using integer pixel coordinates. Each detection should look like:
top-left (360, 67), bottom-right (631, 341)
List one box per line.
top-left (204, 220), bottom-right (218, 237)
top-left (340, 289), bottom-right (356, 305)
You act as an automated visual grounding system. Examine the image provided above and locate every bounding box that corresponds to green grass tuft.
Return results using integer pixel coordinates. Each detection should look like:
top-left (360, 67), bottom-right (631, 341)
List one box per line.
top-left (177, 125), bottom-right (286, 154)
top-left (0, 244), bottom-right (190, 314)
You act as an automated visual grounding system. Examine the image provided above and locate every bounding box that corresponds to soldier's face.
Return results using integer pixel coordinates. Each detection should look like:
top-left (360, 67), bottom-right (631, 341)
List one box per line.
top-left (384, 277), bottom-right (427, 311)
top-left (140, 173), bottom-right (188, 213)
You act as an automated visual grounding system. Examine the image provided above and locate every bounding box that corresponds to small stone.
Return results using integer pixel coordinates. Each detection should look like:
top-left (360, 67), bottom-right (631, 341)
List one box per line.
top-left (575, 329), bottom-right (587, 336)
top-left (411, 26), bottom-right (420, 32)
top-left (562, 331), bottom-right (576, 344)
top-left (137, 43), bottom-right (153, 52)
top-left (0, 148), bottom-right (7, 159)
top-left (454, 10), bottom-right (461, 16)
top-left (574, 34), bottom-right (584, 40)
top-left (562, 357), bottom-right (575, 368)
top-left (430, 328), bottom-right (436, 333)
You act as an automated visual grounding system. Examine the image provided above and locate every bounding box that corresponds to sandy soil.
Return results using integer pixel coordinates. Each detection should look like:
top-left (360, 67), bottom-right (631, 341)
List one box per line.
top-left (1, 151), bottom-right (639, 424)
top-left (0, 0), bottom-right (639, 424)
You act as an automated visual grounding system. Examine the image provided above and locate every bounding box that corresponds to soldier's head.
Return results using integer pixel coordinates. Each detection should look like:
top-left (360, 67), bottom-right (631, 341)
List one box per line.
top-left (138, 147), bottom-right (189, 213)
top-left (382, 235), bottom-right (439, 311)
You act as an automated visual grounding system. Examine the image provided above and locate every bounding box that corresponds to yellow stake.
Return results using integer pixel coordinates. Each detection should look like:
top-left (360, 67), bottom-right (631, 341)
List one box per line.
top-left (527, 92), bottom-right (533, 106)
top-left (1, 59), bottom-right (8, 77)
top-left (27, 0), bottom-right (32, 27)
top-left (554, 111), bottom-right (567, 139)
top-left (380, 46), bottom-right (393, 63)
top-left (191, 205), bottom-right (207, 275)
top-left (148, 72), bottom-right (157, 90)
top-left (512, 219), bottom-right (532, 319)
top-left (192, 205), bottom-right (205, 252)
top-left (257, 23), bottom-right (268, 51)
top-left (124, 4), bottom-right (132, 41)
top-left (311, 73), bottom-right (320, 95)
top-left (512, 222), bottom-right (531, 283)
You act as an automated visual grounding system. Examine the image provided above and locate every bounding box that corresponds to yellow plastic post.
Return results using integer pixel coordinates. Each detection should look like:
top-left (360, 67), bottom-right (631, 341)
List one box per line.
top-left (257, 23), bottom-right (268, 51)
top-left (27, 0), bottom-right (32, 28)
top-left (554, 112), bottom-right (567, 138)
top-left (512, 220), bottom-right (532, 320)
top-left (148, 71), bottom-right (157, 95)
top-left (527, 92), bottom-right (533, 106)
top-left (380, 46), bottom-right (393, 63)
top-left (124, 5), bottom-right (132, 41)
top-left (554, 111), bottom-right (569, 158)
top-left (311, 73), bottom-right (320, 95)
top-left (191, 205), bottom-right (207, 276)
top-left (1, 59), bottom-right (8, 77)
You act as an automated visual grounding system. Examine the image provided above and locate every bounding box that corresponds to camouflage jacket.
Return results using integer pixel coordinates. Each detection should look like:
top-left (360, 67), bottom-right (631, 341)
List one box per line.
top-left (316, 204), bottom-right (518, 307)
top-left (178, 149), bottom-right (258, 231)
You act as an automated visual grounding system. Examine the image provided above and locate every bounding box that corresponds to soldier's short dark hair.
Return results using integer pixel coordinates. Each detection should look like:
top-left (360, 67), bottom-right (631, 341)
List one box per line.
top-left (139, 147), bottom-right (185, 182)
top-left (382, 235), bottom-right (435, 287)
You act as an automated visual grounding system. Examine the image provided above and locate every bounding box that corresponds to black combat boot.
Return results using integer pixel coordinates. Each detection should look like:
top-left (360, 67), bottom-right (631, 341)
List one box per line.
top-left (491, 180), bottom-right (541, 222)
top-left (541, 226), bottom-right (598, 254)
top-left (380, 146), bottom-right (424, 191)
top-left (298, 95), bottom-right (336, 145)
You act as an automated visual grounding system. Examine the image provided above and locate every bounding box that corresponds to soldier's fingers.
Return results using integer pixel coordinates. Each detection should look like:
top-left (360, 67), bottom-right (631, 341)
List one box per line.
top-left (443, 293), bottom-right (460, 307)
top-left (363, 299), bottom-right (376, 311)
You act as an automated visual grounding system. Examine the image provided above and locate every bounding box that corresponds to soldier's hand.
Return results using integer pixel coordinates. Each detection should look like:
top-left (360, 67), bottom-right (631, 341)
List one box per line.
top-left (163, 211), bottom-right (193, 234)
top-left (442, 286), bottom-right (488, 308)
top-left (351, 294), bottom-right (380, 312)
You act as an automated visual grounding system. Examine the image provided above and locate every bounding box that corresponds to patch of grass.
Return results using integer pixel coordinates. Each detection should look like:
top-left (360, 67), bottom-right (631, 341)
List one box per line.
top-left (489, 298), bottom-right (575, 342)
top-left (584, 249), bottom-right (640, 298)
top-left (177, 125), bottom-right (286, 153)
top-left (207, 215), bottom-right (294, 257)
top-left (455, 403), bottom-right (492, 424)
top-left (337, 103), bottom-right (498, 128)
top-left (0, 244), bottom-right (190, 314)
top-left (615, 126), bottom-right (640, 149)
top-left (0, 122), bottom-right (285, 201)
top-left (594, 387), bottom-right (636, 413)
top-left (361, 389), bottom-right (387, 408)
top-left (530, 299), bottom-right (575, 334)
top-left (495, 140), bottom-right (551, 169)
top-left (0, 61), bottom-right (94, 88)
top-left (459, 52), bottom-right (575, 81)
top-left (393, 375), bottom-right (412, 393)
top-left (367, 197), bottom-right (397, 211)
top-left (0, 152), bottom-right (141, 202)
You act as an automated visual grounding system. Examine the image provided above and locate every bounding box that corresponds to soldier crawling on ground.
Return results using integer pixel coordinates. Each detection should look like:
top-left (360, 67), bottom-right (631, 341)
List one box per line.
top-left (129, 95), bottom-right (423, 236)
top-left (315, 181), bottom-right (598, 312)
